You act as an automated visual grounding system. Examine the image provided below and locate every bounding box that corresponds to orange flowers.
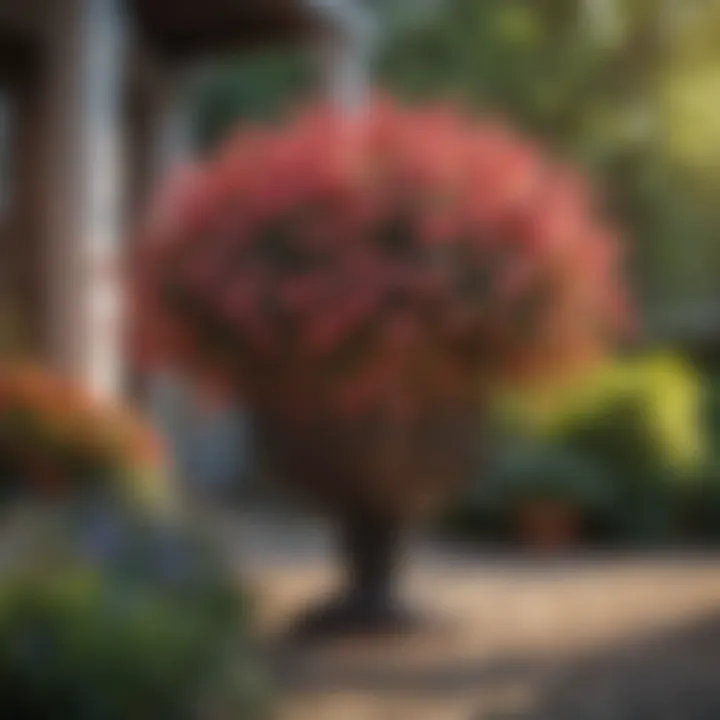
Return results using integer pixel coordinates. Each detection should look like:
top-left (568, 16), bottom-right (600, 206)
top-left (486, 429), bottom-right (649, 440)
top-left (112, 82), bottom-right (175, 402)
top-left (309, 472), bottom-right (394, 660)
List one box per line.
top-left (0, 364), bottom-right (164, 503)
top-left (132, 98), bottom-right (628, 420)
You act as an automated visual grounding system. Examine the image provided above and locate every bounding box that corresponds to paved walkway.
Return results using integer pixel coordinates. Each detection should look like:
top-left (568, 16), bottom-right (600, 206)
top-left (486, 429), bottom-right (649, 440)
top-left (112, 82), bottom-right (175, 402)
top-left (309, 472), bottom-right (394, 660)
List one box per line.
top-left (218, 511), bottom-right (720, 720)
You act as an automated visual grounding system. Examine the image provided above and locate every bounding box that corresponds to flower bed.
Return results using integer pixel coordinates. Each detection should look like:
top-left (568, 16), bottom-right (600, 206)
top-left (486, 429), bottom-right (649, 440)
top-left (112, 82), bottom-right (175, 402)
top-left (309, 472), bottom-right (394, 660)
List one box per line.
top-left (0, 364), bottom-right (166, 508)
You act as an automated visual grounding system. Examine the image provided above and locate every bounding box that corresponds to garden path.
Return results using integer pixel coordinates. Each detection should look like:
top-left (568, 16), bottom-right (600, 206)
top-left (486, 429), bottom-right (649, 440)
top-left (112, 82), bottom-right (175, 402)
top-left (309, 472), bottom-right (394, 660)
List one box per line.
top-left (217, 510), bottom-right (720, 720)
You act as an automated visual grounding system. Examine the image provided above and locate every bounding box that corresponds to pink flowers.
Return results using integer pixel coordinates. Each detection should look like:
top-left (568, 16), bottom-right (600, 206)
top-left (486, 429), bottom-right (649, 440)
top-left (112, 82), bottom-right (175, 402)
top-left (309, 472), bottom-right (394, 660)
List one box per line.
top-left (132, 98), bottom-right (628, 418)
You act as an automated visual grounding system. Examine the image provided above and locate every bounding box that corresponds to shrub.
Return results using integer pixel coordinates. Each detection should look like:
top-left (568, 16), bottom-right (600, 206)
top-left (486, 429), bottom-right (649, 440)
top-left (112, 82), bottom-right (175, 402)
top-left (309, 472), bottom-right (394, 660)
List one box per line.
top-left (442, 438), bottom-right (613, 544)
top-left (490, 441), bottom-right (612, 514)
top-left (506, 354), bottom-right (705, 467)
top-left (676, 460), bottom-right (720, 543)
top-left (706, 373), bottom-right (720, 453)
top-left (501, 354), bottom-right (707, 541)
top-left (133, 98), bottom-right (627, 423)
top-left (131, 97), bottom-right (627, 626)
top-left (0, 364), bottom-right (167, 508)
top-left (0, 522), bottom-right (267, 720)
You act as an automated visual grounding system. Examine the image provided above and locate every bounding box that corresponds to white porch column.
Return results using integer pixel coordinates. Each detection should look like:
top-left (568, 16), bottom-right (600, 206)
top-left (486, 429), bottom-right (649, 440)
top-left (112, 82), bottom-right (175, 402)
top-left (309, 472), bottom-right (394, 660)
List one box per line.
top-left (310, 0), bottom-right (375, 112)
top-left (44, 0), bottom-right (126, 398)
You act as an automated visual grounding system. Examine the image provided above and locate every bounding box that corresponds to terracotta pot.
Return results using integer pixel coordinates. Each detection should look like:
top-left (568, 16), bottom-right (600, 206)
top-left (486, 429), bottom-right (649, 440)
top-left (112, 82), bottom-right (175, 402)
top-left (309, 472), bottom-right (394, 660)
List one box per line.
top-left (252, 405), bottom-right (480, 635)
top-left (516, 500), bottom-right (583, 552)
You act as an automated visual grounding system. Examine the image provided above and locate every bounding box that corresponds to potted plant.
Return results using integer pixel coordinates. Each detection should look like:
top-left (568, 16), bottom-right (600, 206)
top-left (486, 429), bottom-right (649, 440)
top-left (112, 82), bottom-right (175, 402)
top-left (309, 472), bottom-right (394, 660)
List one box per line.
top-left (493, 443), bottom-right (613, 551)
top-left (132, 99), bottom-right (627, 633)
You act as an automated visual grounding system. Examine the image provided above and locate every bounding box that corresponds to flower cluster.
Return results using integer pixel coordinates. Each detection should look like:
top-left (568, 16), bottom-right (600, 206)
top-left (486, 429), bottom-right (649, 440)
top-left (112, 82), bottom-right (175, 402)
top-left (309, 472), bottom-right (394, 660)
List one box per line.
top-left (133, 99), bottom-right (628, 420)
top-left (0, 365), bottom-right (165, 505)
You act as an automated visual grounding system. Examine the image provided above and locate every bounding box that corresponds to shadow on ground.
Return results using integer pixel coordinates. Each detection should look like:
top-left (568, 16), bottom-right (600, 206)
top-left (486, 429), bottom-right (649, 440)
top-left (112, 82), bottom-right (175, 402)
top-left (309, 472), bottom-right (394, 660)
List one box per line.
top-left (519, 610), bottom-right (720, 720)
top-left (268, 610), bottom-right (720, 719)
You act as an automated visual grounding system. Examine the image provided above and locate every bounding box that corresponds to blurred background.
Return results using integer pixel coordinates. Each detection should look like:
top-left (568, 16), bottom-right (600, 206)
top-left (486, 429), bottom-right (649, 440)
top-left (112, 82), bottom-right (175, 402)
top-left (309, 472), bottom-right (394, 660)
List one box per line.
top-left (2, 1), bottom-right (720, 718)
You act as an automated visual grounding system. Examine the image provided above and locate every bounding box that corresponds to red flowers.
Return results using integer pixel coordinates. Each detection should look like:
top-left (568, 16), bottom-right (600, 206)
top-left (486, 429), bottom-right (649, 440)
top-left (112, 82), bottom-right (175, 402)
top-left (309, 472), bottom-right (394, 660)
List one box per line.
top-left (133, 99), bottom-right (628, 419)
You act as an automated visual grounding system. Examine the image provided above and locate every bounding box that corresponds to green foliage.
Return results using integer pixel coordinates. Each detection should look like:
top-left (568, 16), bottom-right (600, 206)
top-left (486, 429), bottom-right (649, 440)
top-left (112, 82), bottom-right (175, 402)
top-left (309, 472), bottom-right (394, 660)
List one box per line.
top-left (192, 50), bottom-right (316, 152)
top-left (558, 398), bottom-right (677, 539)
top-left (0, 520), bottom-right (267, 720)
top-left (445, 355), bottom-right (709, 544)
top-left (507, 355), bottom-right (706, 539)
top-left (681, 374), bottom-right (720, 540)
top-left (706, 373), bottom-right (720, 451)
top-left (380, 0), bottom-right (597, 143)
top-left (379, 0), bottom-right (720, 320)
top-left (442, 438), bottom-right (613, 543)
top-left (679, 460), bottom-right (720, 542)
top-left (505, 355), bottom-right (705, 472)
top-left (486, 440), bottom-right (613, 514)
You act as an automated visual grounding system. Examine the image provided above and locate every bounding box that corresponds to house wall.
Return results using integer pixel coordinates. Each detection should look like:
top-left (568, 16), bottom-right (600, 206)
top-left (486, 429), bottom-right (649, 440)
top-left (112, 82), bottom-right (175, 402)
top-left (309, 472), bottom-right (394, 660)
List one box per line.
top-left (0, 32), bottom-right (44, 355)
top-left (0, 1), bottom-right (48, 39)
